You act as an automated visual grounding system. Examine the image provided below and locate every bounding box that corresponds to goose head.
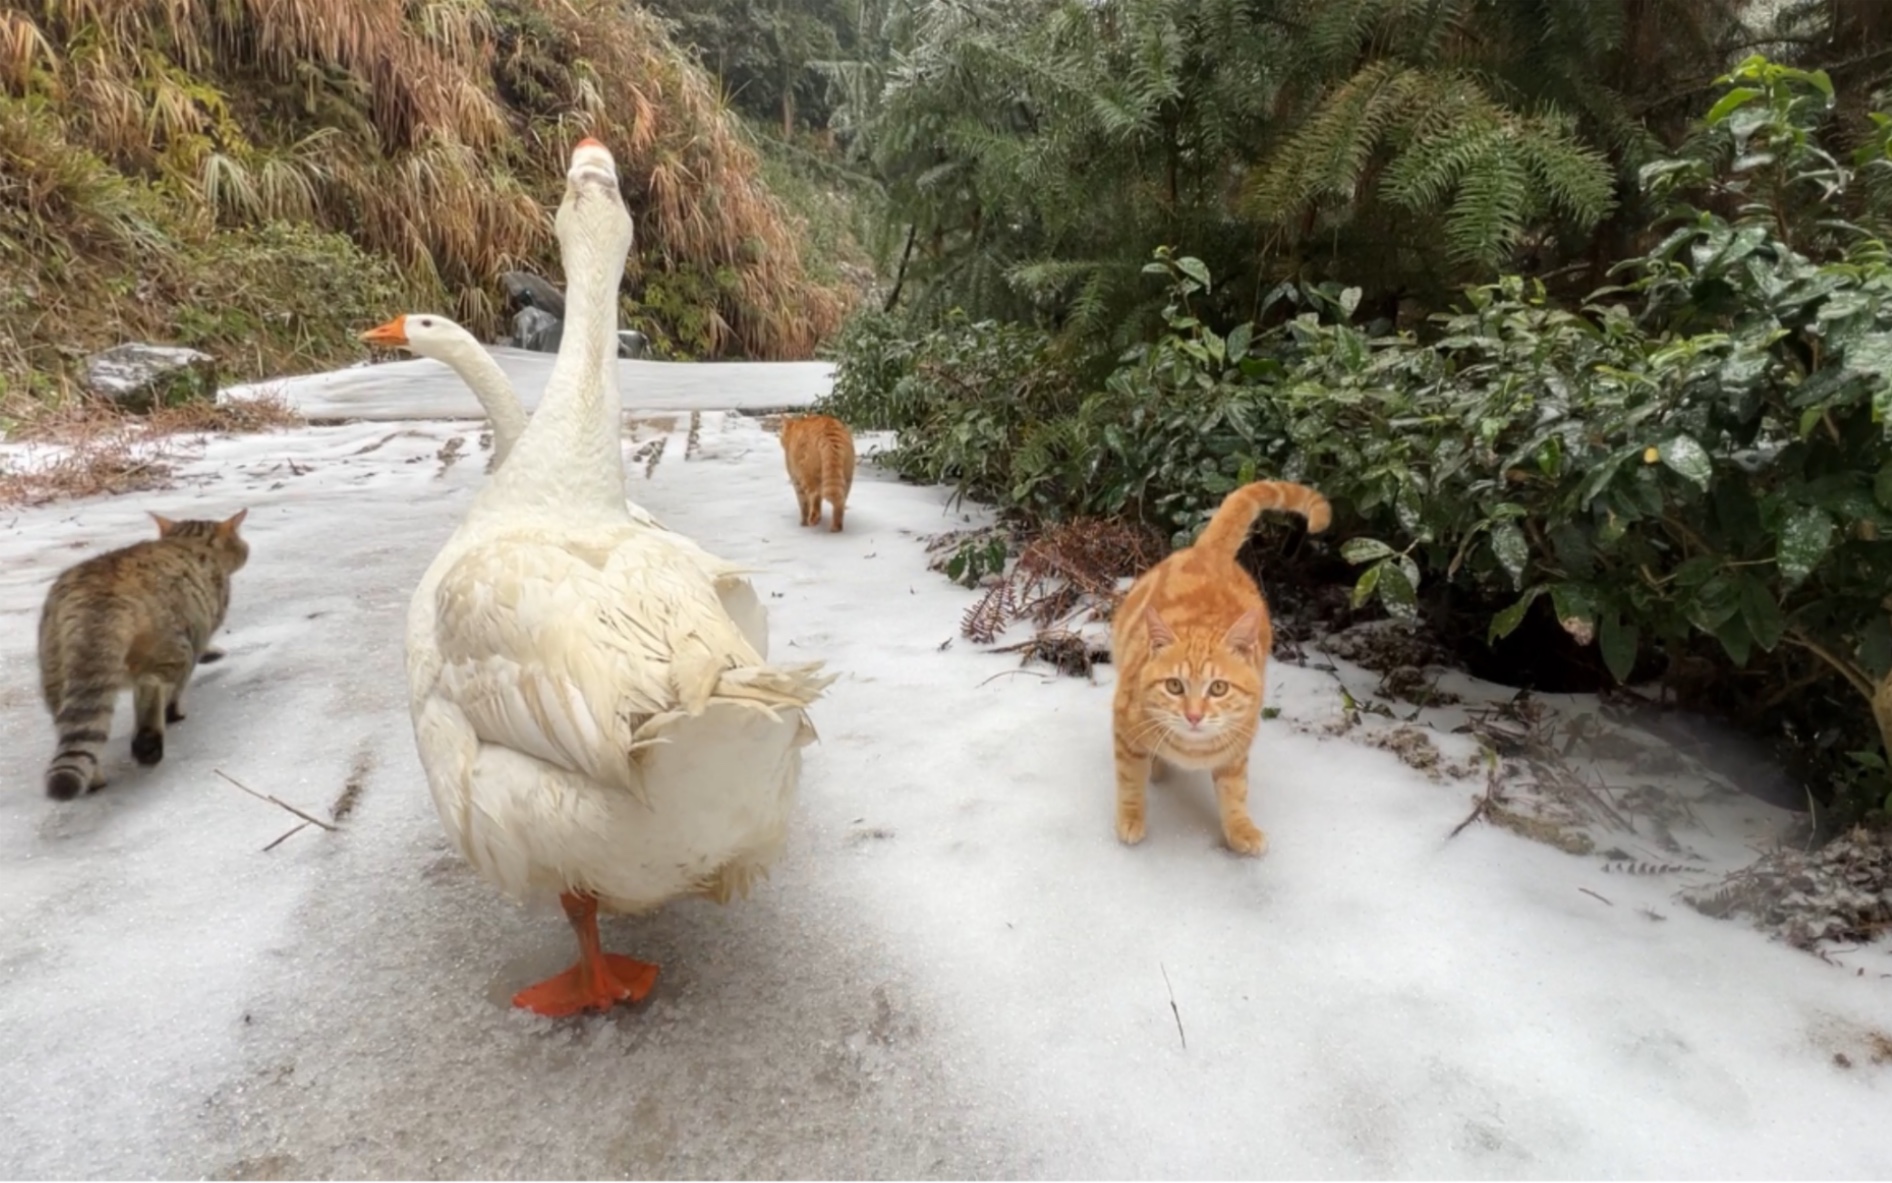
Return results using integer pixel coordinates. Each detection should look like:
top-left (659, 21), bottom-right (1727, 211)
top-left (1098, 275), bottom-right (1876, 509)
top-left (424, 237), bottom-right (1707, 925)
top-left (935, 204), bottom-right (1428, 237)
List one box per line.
top-left (556, 137), bottom-right (633, 269)
top-left (359, 313), bottom-right (480, 360)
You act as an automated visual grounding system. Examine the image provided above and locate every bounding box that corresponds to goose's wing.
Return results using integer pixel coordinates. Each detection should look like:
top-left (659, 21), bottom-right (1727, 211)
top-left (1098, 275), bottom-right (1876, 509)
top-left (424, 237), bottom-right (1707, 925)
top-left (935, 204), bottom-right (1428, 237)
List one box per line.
top-left (428, 533), bottom-right (760, 795)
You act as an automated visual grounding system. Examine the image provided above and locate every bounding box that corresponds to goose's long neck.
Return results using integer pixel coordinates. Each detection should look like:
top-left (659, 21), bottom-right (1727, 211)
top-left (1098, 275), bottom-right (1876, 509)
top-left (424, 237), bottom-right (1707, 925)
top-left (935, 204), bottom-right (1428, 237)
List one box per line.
top-left (441, 337), bottom-right (528, 466)
top-left (468, 230), bottom-right (627, 522)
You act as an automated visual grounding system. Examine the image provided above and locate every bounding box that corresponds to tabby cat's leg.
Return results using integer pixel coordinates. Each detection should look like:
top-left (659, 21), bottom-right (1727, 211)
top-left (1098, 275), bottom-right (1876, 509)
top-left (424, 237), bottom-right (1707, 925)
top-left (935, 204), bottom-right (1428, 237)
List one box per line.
top-left (130, 676), bottom-right (168, 765)
top-left (166, 654), bottom-right (199, 724)
top-left (1211, 754), bottom-right (1267, 856)
top-left (1113, 721), bottom-right (1154, 846)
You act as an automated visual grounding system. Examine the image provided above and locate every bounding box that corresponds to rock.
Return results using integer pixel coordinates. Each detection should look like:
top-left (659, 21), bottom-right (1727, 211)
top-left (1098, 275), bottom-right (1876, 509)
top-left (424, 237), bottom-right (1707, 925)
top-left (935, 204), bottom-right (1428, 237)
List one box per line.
top-left (500, 270), bottom-right (565, 319)
top-left (83, 343), bottom-right (218, 411)
top-left (617, 330), bottom-right (649, 359)
top-left (512, 307), bottom-right (563, 353)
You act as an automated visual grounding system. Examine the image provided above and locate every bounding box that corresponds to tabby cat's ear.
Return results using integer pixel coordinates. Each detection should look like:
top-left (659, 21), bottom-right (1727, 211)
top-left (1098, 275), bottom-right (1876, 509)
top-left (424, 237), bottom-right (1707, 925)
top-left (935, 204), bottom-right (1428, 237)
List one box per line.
top-left (1223, 608), bottom-right (1262, 654)
top-left (1144, 606), bottom-right (1178, 651)
top-left (149, 512), bottom-right (179, 536)
top-left (216, 508), bottom-right (249, 537)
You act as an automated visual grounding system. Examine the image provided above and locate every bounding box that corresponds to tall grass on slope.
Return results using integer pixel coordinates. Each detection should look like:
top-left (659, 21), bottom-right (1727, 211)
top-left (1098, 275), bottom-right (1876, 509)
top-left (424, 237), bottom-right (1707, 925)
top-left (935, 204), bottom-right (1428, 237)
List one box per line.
top-left (0, 0), bottom-right (848, 404)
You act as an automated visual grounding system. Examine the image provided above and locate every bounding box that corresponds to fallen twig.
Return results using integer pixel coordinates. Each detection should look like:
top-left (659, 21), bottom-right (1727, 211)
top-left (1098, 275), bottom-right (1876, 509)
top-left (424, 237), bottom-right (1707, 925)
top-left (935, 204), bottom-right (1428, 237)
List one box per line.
top-left (1449, 758), bottom-right (1505, 840)
top-left (1578, 887), bottom-right (1614, 906)
top-left (261, 822), bottom-right (310, 853)
top-left (213, 769), bottom-right (339, 832)
top-left (1160, 962), bottom-right (1186, 1051)
top-left (976, 668), bottom-right (1056, 688)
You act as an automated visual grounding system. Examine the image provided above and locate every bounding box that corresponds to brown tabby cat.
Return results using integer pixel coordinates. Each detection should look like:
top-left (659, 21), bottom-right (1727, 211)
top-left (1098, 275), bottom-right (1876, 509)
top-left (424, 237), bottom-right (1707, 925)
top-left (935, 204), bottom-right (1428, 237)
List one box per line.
top-left (37, 509), bottom-right (250, 800)
top-left (1110, 481), bottom-right (1330, 855)
top-left (780, 413), bottom-right (856, 532)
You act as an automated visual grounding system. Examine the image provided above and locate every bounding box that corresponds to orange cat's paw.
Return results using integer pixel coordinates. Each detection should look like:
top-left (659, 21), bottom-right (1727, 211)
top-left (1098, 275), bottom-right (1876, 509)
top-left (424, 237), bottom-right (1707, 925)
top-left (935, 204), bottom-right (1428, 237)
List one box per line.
top-left (1223, 818), bottom-right (1268, 857)
top-left (1116, 811), bottom-right (1147, 846)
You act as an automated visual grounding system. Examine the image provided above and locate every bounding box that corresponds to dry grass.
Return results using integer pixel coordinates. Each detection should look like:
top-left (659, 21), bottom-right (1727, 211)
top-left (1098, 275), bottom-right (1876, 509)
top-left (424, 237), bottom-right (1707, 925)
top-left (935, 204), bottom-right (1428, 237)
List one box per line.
top-left (0, 0), bottom-right (853, 402)
top-left (0, 390), bottom-right (299, 508)
top-left (0, 425), bottom-right (175, 508)
top-left (4, 389), bottom-right (301, 440)
top-left (959, 518), bottom-right (1169, 645)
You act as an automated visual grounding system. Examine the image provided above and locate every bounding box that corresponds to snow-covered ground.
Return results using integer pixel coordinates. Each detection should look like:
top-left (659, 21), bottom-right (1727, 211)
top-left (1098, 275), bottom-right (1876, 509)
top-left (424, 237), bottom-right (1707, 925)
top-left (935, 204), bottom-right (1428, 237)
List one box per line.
top-left (1, 366), bottom-right (1889, 1178)
top-left (220, 347), bottom-right (832, 419)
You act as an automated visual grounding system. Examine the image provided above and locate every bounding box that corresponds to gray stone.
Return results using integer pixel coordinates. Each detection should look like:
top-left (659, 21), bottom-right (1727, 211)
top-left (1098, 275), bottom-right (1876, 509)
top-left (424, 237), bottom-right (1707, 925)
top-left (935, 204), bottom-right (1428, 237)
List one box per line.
top-left (500, 270), bottom-right (565, 319)
top-left (83, 343), bottom-right (218, 411)
top-left (512, 307), bottom-right (563, 353)
top-left (617, 330), bottom-right (649, 359)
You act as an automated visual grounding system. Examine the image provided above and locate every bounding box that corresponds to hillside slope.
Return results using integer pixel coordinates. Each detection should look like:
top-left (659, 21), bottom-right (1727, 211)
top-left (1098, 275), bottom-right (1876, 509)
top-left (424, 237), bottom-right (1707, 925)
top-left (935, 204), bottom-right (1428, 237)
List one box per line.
top-left (0, 0), bottom-right (852, 403)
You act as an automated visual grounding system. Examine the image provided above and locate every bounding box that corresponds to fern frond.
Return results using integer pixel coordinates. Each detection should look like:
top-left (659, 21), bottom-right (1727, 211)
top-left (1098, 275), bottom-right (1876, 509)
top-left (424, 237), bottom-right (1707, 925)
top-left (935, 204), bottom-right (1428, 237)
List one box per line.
top-left (1443, 144), bottom-right (1529, 267)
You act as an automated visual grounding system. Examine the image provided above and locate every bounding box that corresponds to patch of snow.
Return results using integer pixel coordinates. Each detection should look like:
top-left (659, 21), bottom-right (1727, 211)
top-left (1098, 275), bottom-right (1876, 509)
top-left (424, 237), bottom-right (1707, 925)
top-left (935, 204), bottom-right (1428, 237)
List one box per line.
top-left (0, 404), bottom-right (1888, 1177)
top-left (220, 349), bottom-right (830, 420)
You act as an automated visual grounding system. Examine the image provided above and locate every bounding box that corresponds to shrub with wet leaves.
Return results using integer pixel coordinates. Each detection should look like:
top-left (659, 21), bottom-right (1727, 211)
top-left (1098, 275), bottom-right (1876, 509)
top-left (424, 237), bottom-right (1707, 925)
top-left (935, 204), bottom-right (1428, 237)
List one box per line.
top-left (825, 57), bottom-right (1892, 824)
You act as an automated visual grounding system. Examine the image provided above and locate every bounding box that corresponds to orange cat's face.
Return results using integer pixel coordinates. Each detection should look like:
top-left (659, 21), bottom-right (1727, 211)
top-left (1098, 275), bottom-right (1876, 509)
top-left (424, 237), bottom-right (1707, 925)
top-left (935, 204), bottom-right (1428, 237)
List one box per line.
top-left (1133, 607), bottom-right (1264, 747)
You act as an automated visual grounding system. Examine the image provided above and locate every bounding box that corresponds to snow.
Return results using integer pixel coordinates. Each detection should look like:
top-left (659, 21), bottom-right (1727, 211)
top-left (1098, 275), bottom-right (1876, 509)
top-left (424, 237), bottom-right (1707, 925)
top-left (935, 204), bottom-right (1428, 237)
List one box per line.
top-left (220, 348), bottom-right (830, 419)
top-left (1, 383), bottom-right (1890, 1178)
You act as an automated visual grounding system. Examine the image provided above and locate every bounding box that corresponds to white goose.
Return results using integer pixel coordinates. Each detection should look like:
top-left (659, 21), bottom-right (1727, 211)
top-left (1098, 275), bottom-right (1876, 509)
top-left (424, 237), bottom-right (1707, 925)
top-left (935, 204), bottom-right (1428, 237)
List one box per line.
top-left (407, 138), bottom-right (833, 1018)
top-left (358, 311), bottom-right (767, 655)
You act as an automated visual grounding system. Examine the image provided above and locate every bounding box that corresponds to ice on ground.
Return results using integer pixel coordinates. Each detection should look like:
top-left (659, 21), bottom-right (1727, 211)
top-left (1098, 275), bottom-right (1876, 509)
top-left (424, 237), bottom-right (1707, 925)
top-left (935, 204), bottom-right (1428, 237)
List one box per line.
top-left (220, 349), bottom-right (829, 419)
top-left (0, 406), bottom-right (1888, 1179)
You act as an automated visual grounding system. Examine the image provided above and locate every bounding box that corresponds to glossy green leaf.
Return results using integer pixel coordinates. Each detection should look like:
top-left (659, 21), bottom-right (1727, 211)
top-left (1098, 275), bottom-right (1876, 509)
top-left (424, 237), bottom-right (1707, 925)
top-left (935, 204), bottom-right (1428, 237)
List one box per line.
top-left (1776, 506), bottom-right (1835, 584)
top-left (1549, 584), bottom-right (1594, 630)
top-left (1377, 561), bottom-right (1420, 623)
top-left (1341, 537), bottom-right (1397, 565)
top-left (1715, 613), bottom-right (1753, 667)
top-left (1657, 435), bottom-right (1713, 490)
top-left (1488, 586), bottom-right (1544, 643)
top-left (1600, 614), bottom-right (1639, 684)
top-left (1350, 562), bottom-right (1382, 609)
top-left (1704, 87), bottom-right (1763, 125)
top-left (1489, 522), bottom-right (1529, 588)
top-left (1226, 322), bottom-right (1253, 363)
top-left (1176, 256), bottom-right (1212, 290)
top-left (1738, 575), bottom-right (1785, 652)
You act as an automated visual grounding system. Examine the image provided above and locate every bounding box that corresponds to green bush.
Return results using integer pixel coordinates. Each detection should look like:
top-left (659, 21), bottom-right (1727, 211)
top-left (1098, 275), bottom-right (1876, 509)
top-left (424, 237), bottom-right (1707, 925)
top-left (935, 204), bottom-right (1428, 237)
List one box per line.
top-left (824, 56), bottom-right (1892, 825)
top-left (819, 308), bottom-right (1081, 513)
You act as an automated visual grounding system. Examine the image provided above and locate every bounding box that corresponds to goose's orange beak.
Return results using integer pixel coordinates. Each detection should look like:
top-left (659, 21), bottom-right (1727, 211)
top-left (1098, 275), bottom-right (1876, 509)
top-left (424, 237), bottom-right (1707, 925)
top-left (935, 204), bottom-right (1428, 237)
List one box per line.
top-left (359, 316), bottom-right (408, 348)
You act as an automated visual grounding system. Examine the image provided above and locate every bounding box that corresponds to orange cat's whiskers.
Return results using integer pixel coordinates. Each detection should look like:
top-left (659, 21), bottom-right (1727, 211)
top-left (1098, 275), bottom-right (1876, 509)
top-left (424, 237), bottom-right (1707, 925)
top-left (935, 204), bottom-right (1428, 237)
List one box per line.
top-left (1107, 480), bottom-right (1330, 855)
top-left (1125, 716), bottom-right (1179, 751)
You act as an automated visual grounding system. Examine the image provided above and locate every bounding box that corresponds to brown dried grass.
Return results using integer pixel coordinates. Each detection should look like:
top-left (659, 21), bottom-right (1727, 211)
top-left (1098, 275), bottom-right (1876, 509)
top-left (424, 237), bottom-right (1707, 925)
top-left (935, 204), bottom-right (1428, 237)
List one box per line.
top-left (0, 390), bottom-right (299, 507)
top-left (0, 418), bottom-right (175, 507)
top-left (961, 518), bottom-right (1169, 645)
top-left (3, 0), bottom-right (850, 385)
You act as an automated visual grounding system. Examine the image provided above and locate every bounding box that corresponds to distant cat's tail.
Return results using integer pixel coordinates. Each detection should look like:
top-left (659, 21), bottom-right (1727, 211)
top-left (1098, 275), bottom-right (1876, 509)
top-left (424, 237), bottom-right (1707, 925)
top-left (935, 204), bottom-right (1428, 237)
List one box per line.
top-left (819, 432), bottom-right (853, 532)
top-left (1192, 480), bottom-right (1331, 560)
top-left (43, 655), bottom-right (118, 800)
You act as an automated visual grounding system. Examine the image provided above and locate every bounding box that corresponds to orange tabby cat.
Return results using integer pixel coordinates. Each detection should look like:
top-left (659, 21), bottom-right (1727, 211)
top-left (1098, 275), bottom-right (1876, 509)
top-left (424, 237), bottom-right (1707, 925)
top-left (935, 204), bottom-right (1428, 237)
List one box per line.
top-left (1110, 480), bottom-right (1331, 855)
top-left (780, 414), bottom-right (856, 531)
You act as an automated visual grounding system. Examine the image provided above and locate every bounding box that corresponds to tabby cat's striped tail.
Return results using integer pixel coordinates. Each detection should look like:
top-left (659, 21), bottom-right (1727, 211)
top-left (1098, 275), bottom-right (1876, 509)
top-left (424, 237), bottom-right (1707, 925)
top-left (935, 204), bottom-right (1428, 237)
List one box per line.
top-left (1193, 480), bottom-right (1332, 560)
top-left (44, 660), bottom-right (117, 800)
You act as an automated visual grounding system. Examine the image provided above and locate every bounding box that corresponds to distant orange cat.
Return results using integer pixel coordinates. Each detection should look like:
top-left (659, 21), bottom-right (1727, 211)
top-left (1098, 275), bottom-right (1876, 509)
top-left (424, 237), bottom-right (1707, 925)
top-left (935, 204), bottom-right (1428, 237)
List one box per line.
top-left (780, 414), bottom-right (856, 532)
top-left (1110, 481), bottom-right (1331, 855)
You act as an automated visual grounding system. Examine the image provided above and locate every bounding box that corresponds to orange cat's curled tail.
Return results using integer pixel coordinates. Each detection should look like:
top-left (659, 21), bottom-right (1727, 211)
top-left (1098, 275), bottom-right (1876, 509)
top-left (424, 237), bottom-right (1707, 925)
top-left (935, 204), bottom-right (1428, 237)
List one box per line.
top-left (1191, 480), bottom-right (1332, 558)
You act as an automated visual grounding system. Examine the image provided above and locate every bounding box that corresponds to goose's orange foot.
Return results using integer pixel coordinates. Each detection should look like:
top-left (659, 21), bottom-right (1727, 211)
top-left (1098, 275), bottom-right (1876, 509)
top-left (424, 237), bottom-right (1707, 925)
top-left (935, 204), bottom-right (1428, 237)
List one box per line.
top-left (511, 953), bottom-right (659, 1018)
top-left (511, 890), bottom-right (661, 1018)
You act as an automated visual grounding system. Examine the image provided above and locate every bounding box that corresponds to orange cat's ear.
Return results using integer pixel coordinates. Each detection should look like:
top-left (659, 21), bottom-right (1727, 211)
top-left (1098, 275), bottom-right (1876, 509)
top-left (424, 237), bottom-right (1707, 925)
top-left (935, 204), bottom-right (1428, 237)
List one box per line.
top-left (1144, 606), bottom-right (1178, 651)
top-left (216, 508), bottom-right (248, 538)
top-left (1224, 609), bottom-right (1263, 654)
top-left (149, 512), bottom-right (178, 536)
